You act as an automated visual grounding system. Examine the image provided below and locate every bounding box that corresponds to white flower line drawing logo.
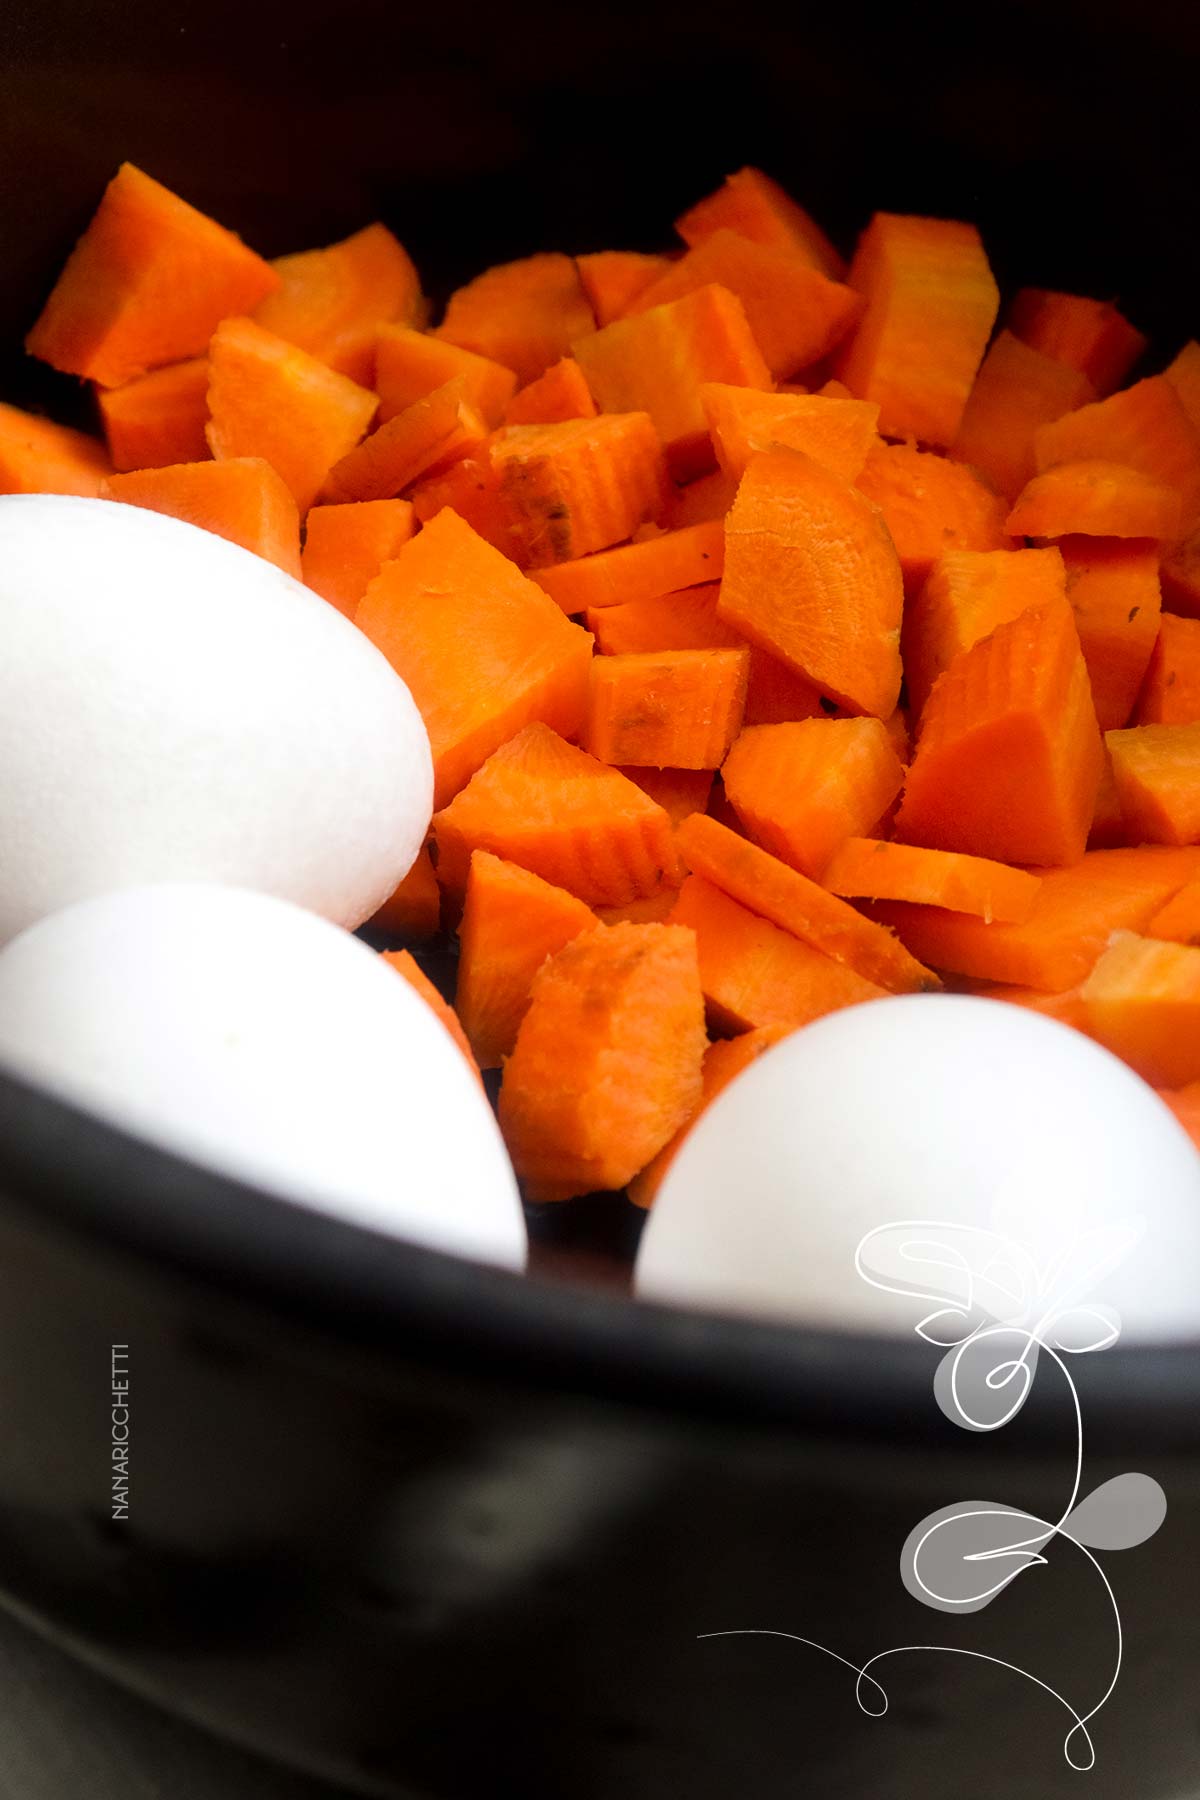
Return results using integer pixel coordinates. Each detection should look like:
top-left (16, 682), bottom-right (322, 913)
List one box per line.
top-left (699, 1215), bottom-right (1166, 1771)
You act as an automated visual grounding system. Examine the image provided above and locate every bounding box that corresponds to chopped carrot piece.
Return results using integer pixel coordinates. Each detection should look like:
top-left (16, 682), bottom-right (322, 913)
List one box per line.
top-left (1138, 614), bottom-right (1200, 725)
top-left (1060, 535), bottom-right (1161, 731)
top-left (488, 413), bottom-right (667, 566)
top-left (1007, 289), bottom-right (1146, 397)
top-left (669, 872), bottom-right (885, 1032)
top-left (718, 448), bottom-right (903, 717)
top-left (320, 378), bottom-right (487, 506)
top-left (628, 230), bottom-right (861, 380)
top-left (0, 401), bottom-right (111, 497)
top-left (868, 846), bottom-right (1200, 989)
top-left (368, 843), bottom-right (440, 939)
top-left (380, 949), bottom-right (481, 1083)
top-left (897, 598), bottom-right (1103, 866)
top-left (25, 162), bottom-right (279, 387)
top-left (584, 648), bottom-right (749, 770)
top-left (373, 325), bottom-right (517, 427)
top-left (1161, 530), bottom-right (1200, 619)
top-left (902, 546), bottom-right (1066, 718)
top-left (855, 442), bottom-right (1011, 594)
top-left (629, 1024), bottom-right (791, 1209)
top-left (1107, 722), bottom-right (1200, 845)
top-left (432, 722), bottom-right (675, 903)
top-left (435, 252), bottom-right (595, 387)
top-left (620, 768), bottom-right (714, 828)
top-left (504, 358), bottom-right (597, 425)
top-left (533, 519), bottom-right (724, 613)
top-left (834, 213), bottom-right (999, 446)
top-left (575, 251), bottom-right (673, 327)
top-left (572, 283), bottom-right (772, 481)
top-left (742, 651), bottom-right (829, 726)
top-left (356, 509), bottom-right (592, 807)
top-left (675, 167), bottom-right (845, 280)
top-left (101, 457), bottom-right (301, 577)
top-left (594, 887), bottom-right (682, 925)
top-left (1007, 461), bottom-right (1181, 542)
top-left (963, 982), bottom-right (1092, 1035)
top-left (1089, 749), bottom-right (1129, 849)
top-left (1080, 932), bottom-right (1200, 1086)
top-left (587, 582), bottom-right (740, 655)
top-left (1147, 881), bottom-right (1200, 945)
top-left (700, 383), bottom-right (879, 483)
top-left (206, 317), bottom-right (378, 514)
top-left (254, 223), bottom-right (424, 384)
top-left (822, 836), bottom-right (1041, 924)
top-left (664, 467), bottom-right (739, 529)
top-left (455, 850), bottom-right (597, 1067)
top-left (723, 717), bottom-right (905, 877)
top-left (677, 812), bottom-right (936, 991)
top-left (97, 358), bottom-right (210, 472)
top-left (498, 921), bottom-right (706, 1200)
top-left (949, 330), bottom-right (1096, 500)
top-left (408, 451), bottom-right (525, 560)
top-left (301, 498), bottom-right (415, 617)
top-left (1034, 376), bottom-right (1200, 533)
top-left (1158, 1080), bottom-right (1200, 1152)
top-left (1164, 341), bottom-right (1200, 431)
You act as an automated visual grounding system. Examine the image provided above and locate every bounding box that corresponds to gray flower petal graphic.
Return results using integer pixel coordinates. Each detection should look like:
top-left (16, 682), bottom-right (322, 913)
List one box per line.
top-left (901, 1501), bottom-right (1053, 1614)
top-left (933, 1328), bottom-right (1039, 1433)
top-left (1063, 1474), bottom-right (1167, 1551)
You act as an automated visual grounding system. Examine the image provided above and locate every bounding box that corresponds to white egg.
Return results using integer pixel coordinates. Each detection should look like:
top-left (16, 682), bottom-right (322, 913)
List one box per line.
top-left (0, 495), bottom-right (432, 946)
top-left (0, 883), bottom-right (525, 1269)
top-left (636, 995), bottom-right (1200, 1340)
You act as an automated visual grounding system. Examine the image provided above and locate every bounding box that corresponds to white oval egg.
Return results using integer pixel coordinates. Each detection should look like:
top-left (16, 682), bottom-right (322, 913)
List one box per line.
top-left (0, 883), bottom-right (525, 1270)
top-left (636, 995), bottom-right (1200, 1340)
top-left (0, 495), bottom-right (433, 946)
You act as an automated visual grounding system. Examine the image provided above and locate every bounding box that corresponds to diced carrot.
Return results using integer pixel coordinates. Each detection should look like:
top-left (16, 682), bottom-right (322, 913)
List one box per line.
top-left (1059, 535), bottom-right (1161, 731)
top-left (25, 162), bottom-right (279, 387)
top-left (575, 251), bottom-right (673, 327)
top-left (584, 648), bottom-right (749, 770)
top-left (1158, 1080), bottom-right (1200, 1152)
top-left (206, 317), bottom-right (378, 514)
top-left (723, 716), bottom-right (905, 877)
top-left (432, 722), bottom-right (675, 903)
top-left (718, 448), bottom-right (903, 717)
top-left (834, 213), bottom-right (999, 447)
top-left (822, 836), bottom-right (1041, 924)
top-left (97, 358), bottom-right (210, 472)
top-left (454, 850), bottom-right (597, 1067)
top-left (1147, 881), bottom-right (1200, 945)
top-left (1034, 376), bottom-right (1200, 533)
top-left (380, 949), bottom-right (481, 1084)
top-left (677, 811), bottom-right (936, 992)
top-left (869, 846), bottom-right (1200, 989)
top-left (356, 509), bottom-right (592, 807)
top-left (498, 921), bottom-right (706, 1201)
top-left (902, 546), bottom-right (1065, 718)
top-left (949, 330), bottom-right (1096, 501)
top-left (1138, 614), bottom-right (1200, 725)
top-left (572, 283), bottom-right (772, 481)
top-left (254, 223), bottom-right (424, 384)
top-left (408, 452), bottom-right (524, 559)
top-left (1107, 722), bottom-right (1200, 845)
top-left (897, 598), bottom-right (1103, 866)
top-left (368, 843), bottom-right (440, 939)
top-left (628, 230), bottom-right (861, 381)
top-left (373, 325), bottom-right (517, 427)
top-left (700, 383), bottom-right (879, 483)
top-left (320, 378), bottom-right (487, 506)
top-left (669, 872), bottom-right (885, 1032)
top-left (629, 1023), bottom-right (791, 1209)
top-left (594, 887), bottom-right (682, 926)
top-left (963, 981), bottom-right (1092, 1035)
top-left (1080, 931), bottom-right (1200, 1087)
top-left (620, 768), bottom-right (714, 828)
top-left (1164, 340), bottom-right (1200, 432)
top-left (101, 457), bottom-right (301, 577)
top-left (503, 358), bottom-right (597, 425)
top-left (435, 252), bottom-right (595, 387)
top-left (301, 498), bottom-right (415, 618)
top-left (1007, 461), bottom-right (1180, 542)
top-left (1007, 289), bottom-right (1146, 397)
top-left (676, 167), bottom-right (845, 280)
top-left (663, 467), bottom-right (739, 530)
top-left (0, 402), bottom-right (111, 497)
top-left (533, 519), bottom-right (724, 613)
top-left (488, 413), bottom-right (667, 566)
top-left (1161, 531), bottom-right (1200, 619)
top-left (742, 651), bottom-right (830, 726)
top-left (587, 582), bottom-right (740, 655)
top-left (855, 442), bottom-right (1011, 594)
top-left (1089, 749), bottom-right (1129, 849)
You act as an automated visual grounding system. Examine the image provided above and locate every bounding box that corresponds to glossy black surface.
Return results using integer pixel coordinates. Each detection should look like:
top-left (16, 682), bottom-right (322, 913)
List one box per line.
top-left (1, 2), bottom-right (1199, 1793)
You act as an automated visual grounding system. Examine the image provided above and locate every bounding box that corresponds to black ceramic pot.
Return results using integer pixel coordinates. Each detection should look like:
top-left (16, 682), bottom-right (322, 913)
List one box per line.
top-left (1, 3), bottom-right (1199, 1794)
